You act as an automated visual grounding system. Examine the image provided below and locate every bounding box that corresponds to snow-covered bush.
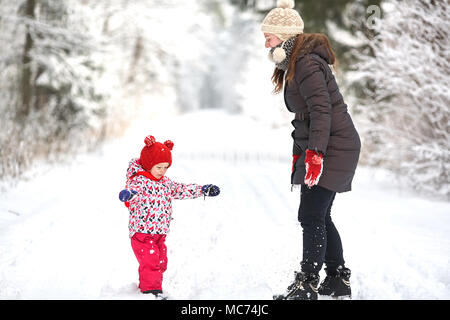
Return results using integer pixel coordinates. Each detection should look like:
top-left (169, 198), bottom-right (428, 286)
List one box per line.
top-left (349, 0), bottom-right (450, 199)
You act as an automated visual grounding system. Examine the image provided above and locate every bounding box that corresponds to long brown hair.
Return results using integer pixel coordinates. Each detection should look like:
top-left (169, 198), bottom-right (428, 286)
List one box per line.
top-left (271, 33), bottom-right (338, 94)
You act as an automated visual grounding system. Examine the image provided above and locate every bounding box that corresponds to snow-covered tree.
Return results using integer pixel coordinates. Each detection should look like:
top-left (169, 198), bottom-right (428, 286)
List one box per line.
top-left (0, 0), bottom-right (253, 180)
top-left (349, 0), bottom-right (450, 199)
top-left (1, 0), bottom-right (298, 182)
top-left (0, 0), bottom-right (108, 179)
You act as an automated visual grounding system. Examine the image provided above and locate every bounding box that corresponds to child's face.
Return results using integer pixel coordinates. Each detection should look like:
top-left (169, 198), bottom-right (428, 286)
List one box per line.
top-left (150, 162), bottom-right (169, 179)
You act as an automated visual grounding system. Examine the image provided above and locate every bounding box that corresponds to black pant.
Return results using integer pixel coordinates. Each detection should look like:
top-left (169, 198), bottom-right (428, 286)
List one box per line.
top-left (298, 185), bottom-right (345, 274)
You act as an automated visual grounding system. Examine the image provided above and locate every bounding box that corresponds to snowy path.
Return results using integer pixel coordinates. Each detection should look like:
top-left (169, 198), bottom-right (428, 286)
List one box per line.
top-left (1, 110), bottom-right (449, 299)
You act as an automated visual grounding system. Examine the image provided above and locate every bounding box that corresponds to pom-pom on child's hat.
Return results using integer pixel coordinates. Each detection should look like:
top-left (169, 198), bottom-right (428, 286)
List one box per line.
top-left (140, 135), bottom-right (174, 172)
top-left (261, 0), bottom-right (304, 40)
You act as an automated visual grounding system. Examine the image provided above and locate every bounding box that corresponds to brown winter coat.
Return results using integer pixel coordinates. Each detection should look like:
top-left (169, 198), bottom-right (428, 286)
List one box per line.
top-left (284, 44), bottom-right (361, 192)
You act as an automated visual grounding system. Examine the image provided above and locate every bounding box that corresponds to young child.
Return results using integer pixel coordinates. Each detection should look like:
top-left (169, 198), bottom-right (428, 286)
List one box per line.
top-left (119, 135), bottom-right (220, 297)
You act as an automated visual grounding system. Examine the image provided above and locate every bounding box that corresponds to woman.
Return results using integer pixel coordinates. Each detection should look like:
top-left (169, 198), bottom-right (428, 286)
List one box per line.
top-left (261, 0), bottom-right (361, 300)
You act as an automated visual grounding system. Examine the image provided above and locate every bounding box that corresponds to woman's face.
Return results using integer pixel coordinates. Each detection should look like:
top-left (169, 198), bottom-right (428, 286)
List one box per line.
top-left (264, 33), bottom-right (282, 48)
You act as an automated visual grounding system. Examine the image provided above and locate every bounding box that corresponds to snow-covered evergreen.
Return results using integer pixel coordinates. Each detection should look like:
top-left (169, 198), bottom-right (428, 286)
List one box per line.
top-left (0, 0), bottom-right (107, 178)
top-left (348, 0), bottom-right (450, 199)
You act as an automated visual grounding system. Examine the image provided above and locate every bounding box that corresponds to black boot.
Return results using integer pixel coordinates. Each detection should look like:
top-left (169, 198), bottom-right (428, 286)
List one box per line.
top-left (142, 289), bottom-right (167, 299)
top-left (274, 271), bottom-right (319, 300)
top-left (318, 266), bottom-right (351, 298)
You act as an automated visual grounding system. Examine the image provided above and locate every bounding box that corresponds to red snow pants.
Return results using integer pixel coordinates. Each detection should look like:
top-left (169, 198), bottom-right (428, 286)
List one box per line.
top-left (131, 233), bottom-right (167, 292)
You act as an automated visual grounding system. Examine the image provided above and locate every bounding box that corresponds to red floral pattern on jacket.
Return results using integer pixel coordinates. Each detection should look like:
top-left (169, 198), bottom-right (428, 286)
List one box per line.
top-left (125, 158), bottom-right (203, 238)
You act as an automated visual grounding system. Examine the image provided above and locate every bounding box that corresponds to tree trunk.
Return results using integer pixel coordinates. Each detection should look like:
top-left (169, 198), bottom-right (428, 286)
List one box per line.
top-left (19, 0), bottom-right (36, 119)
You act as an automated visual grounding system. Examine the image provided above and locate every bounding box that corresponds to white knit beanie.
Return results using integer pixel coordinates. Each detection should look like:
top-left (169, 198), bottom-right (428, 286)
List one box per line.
top-left (261, 0), bottom-right (304, 40)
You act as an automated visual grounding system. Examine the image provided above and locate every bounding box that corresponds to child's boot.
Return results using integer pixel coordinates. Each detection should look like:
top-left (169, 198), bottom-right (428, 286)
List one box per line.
top-left (318, 266), bottom-right (351, 299)
top-left (273, 271), bottom-right (319, 300)
top-left (142, 289), bottom-right (167, 300)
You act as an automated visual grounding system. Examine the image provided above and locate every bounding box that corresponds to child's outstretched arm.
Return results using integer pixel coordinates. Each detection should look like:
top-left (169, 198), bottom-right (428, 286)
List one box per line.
top-left (167, 179), bottom-right (203, 200)
top-left (166, 178), bottom-right (220, 200)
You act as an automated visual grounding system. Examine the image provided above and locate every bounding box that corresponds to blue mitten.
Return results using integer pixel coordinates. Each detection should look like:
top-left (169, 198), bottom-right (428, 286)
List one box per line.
top-left (201, 184), bottom-right (220, 197)
top-left (119, 189), bottom-right (137, 202)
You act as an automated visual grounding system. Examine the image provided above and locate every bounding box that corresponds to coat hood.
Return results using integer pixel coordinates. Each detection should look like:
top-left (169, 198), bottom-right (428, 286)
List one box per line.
top-left (126, 158), bottom-right (145, 180)
top-left (296, 43), bottom-right (335, 65)
top-left (310, 44), bottom-right (335, 65)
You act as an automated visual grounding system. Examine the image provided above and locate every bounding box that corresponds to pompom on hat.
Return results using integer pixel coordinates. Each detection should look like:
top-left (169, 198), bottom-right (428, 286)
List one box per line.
top-left (271, 45), bottom-right (287, 64)
top-left (262, 0), bottom-right (304, 63)
top-left (139, 135), bottom-right (174, 171)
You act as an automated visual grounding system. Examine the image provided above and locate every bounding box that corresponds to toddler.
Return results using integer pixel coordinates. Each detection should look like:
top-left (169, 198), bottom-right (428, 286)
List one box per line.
top-left (119, 135), bottom-right (220, 297)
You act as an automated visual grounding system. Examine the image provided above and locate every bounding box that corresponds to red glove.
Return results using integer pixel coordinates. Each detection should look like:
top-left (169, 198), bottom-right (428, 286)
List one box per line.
top-left (292, 154), bottom-right (300, 172)
top-left (304, 149), bottom-right (323, 187)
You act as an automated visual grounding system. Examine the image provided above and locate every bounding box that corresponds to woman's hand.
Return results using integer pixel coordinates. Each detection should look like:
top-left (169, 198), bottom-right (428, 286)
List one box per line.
top-left (304, 149), bottom-right (323, 187)
top-left (292, 154), bottom-right (300, 172)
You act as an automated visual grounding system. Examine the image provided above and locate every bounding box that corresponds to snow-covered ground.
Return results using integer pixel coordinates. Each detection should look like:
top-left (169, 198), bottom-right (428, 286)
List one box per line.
top-left (1, 109), bottom-right (449, 300)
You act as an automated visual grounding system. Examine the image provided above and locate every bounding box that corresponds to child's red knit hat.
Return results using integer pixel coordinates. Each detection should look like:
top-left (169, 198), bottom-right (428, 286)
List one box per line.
top-left (139, 135), bottom-right (174, 172)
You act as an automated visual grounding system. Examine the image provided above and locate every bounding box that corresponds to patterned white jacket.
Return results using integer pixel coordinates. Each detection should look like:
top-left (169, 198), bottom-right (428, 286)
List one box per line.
top-left (125, 158), bottom-right (203, 238)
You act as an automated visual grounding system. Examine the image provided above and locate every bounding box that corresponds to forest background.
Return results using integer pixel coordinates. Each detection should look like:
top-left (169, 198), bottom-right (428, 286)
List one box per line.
top-left (0, 0), bottom-right (448, 199)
